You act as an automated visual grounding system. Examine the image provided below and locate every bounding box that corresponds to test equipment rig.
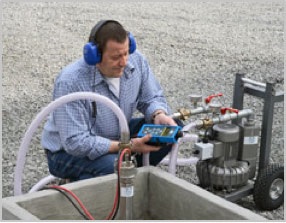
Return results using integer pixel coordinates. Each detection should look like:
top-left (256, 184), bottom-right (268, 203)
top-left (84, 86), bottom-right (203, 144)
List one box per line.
top-left (167, 73), bottom-right (284, 211)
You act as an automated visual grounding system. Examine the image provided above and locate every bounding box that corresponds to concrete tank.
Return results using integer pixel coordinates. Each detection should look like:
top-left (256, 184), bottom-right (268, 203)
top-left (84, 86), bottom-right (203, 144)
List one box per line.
top-left (2, 166), bottom-right (265, 220)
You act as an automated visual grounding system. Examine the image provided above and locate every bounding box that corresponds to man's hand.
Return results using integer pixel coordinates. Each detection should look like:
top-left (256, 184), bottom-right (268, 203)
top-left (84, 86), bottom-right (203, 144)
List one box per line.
top-left (109, 134), bottom-right (160, 154)
top-left (131, 134), bottom-right (160, 153)
top-left (153, 112), bottom-right (177, 126)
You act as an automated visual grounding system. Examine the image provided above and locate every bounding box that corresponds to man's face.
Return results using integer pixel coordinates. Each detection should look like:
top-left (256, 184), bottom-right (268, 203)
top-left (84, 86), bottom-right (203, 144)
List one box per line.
top-left (97, 38), bottom-right (129, 78)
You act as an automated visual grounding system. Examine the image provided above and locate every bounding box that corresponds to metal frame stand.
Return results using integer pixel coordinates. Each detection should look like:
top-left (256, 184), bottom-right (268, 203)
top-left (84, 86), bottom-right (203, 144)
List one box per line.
top-left (221, 73), bottom-right (284, 201)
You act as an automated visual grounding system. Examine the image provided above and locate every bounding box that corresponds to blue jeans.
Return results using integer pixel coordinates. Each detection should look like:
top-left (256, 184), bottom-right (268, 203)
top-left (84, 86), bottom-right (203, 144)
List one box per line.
top-left (46, 118), bottom-right (182, 181)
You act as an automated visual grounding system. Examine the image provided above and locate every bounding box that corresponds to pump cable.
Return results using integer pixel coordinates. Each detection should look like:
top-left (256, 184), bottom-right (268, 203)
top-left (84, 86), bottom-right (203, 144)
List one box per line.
top-left (45, 184), bottom-right (95, 220)
top-left (43, 186), bottom-right (89, 220)
top-left (42, 147), bottom-right (131, 220)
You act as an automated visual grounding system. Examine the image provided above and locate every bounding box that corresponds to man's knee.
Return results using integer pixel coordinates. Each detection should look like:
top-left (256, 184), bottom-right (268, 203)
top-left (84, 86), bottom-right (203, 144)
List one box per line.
top-left (91, 153), bottom-right (117, 176)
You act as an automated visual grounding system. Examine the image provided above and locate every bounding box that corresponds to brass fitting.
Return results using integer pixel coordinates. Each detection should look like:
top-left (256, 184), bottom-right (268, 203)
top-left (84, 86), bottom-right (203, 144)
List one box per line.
top-left (118, 142), bottom-right (133, 151)
top-left (202, 118), bottom-right (214, 129)
top-left (177, 108), bottom-right (191, 120)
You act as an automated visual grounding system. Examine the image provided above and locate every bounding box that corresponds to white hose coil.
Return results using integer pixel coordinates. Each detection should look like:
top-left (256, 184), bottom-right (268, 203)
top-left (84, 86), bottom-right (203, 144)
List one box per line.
top-left (14, 92), bottom-right (129, 196)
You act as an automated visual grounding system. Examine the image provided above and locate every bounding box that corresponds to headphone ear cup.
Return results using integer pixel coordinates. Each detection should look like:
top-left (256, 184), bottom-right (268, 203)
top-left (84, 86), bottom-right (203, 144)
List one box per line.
top-left (83, 42), bottom-right (101, 65)
top-left (128, 32), bottom-right (136, 54)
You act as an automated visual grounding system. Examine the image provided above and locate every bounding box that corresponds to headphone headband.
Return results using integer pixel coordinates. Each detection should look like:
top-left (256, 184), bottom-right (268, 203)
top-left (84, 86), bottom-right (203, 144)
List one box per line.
top-left (83, 20), bottom-right (137, 65)
top-left (89, 20), bottom-right (122, 44)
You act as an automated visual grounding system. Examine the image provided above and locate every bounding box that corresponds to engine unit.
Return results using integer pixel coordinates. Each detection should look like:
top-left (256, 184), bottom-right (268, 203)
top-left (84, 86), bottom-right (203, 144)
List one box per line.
top-left (195, 120), bottom-right (260, 192)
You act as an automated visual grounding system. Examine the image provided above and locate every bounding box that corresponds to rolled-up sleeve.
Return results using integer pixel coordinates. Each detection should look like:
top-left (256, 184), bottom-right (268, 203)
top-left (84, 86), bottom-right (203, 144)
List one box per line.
top-left (136, 55), bottom-right (170, 122)
top-left (53, 81), bottom-right (110, 160)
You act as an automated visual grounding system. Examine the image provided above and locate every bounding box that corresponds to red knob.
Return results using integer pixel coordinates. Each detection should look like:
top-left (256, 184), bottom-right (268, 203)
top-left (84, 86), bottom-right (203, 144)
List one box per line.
top-left (205, 93), bottom-right (223, 104)
top-left (220, 107), bottom-right (239, 115)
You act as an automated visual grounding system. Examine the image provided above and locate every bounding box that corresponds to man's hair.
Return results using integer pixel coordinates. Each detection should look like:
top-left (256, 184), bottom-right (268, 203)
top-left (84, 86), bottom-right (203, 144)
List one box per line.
top-left (89, 21), bottom-right (128, 53)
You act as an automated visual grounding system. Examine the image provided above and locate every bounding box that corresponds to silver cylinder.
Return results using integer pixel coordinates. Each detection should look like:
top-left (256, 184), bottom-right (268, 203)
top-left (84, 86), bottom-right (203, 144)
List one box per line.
top-left (119, 160), bottom-right (137, 220)
top-left (213, 123), bottom-right (240, 143)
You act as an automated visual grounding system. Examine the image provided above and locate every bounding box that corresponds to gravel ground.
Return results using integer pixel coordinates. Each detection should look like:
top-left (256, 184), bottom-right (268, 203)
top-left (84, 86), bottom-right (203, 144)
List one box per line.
top-left (2, 1), bottom-right (284, 220)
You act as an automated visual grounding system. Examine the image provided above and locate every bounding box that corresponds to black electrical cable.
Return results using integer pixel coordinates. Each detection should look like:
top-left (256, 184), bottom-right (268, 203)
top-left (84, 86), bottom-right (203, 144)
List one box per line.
top-left (203, 126), bottom-right (215, 142)
top-left (40, 149), bottom-right (128, 221)
top-left (88, 101), bottom-right (97, 136)
top-left (42, 186), bottom-right (89, 220)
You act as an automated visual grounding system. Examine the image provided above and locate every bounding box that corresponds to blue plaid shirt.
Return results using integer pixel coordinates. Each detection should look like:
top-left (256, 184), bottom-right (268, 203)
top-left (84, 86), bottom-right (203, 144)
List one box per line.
top-left (41, 50), bottom-right (171, 160)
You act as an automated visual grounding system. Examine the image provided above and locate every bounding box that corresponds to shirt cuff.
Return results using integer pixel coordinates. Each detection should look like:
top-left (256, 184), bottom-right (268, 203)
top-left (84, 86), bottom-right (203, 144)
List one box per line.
top-left (145, 105), bottom-right (168, 123)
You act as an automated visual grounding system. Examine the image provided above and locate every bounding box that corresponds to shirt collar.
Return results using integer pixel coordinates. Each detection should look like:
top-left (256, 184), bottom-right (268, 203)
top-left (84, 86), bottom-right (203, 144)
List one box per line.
top-left (92, 60), bottom-right (135, 87)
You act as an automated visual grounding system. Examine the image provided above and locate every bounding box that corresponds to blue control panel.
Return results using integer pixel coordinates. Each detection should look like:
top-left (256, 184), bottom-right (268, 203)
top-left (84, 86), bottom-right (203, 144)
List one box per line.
top-left (137, 124), bottom-right (182, 144)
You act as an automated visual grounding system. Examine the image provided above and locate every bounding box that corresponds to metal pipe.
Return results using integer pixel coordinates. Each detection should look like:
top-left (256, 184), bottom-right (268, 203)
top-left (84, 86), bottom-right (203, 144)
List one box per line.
top-left (241, 77), bottom-right (266, 88)
top-left (182, 109), bottom-right (253, 132)
top-left (199, 109), bottom-right (253, 129)
top-left (119, 160), bottom-right (136, 220)
top-left (213, 109), bottom-right (253, 125)
top-left (171, 106), bottom-right (209, 120)
top-left (190, 106), bottom-right (208, 115)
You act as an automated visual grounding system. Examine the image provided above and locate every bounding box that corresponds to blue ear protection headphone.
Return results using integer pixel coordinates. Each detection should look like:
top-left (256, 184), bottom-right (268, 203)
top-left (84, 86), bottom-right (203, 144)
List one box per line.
top-left (83, 20), bottom-right (137, 65)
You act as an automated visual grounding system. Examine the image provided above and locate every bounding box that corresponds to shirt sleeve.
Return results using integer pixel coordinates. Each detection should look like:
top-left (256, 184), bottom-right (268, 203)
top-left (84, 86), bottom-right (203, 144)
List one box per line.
top-left (52, 80), bottom-right (111, 160)
top-left (136, 55), bottom-right (171, 122)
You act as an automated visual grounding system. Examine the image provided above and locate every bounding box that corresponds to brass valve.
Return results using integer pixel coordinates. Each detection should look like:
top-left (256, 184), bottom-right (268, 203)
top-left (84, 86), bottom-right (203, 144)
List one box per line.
top-left (202, 118), bottom-right (214, 129)
top-left (177, 108), bottom-right (191, 120)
